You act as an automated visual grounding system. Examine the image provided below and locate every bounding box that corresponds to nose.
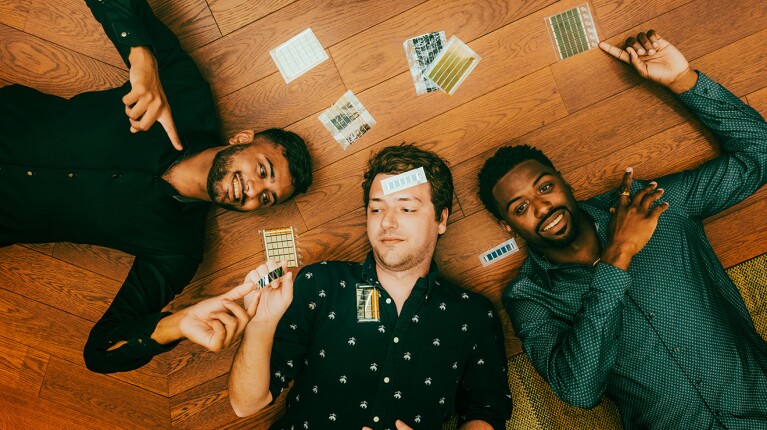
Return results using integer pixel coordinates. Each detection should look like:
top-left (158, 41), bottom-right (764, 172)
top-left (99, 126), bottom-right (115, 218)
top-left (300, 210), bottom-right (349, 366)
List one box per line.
top-left (243, 176), bottom-right (257, 198)
top-left (381, 209), bottom-right (398, 230)
top-left (533, 198), bottom-right (553, 219)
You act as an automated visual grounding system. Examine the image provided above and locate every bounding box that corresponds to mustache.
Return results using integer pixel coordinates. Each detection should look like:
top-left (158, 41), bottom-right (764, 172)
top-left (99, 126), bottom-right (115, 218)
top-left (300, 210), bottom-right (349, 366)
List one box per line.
top-left (536, 206), bottom-right (569, 233)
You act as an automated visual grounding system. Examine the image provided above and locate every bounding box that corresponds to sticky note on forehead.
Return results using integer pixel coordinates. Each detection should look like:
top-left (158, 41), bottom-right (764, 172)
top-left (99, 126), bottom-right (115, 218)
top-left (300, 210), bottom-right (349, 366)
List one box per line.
top-left (381, 167), bottom-right (428, 195)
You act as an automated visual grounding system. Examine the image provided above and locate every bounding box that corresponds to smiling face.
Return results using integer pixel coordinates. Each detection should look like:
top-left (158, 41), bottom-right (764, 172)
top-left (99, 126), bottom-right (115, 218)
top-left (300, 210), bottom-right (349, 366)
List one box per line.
top-left (367, 174), bottom-right (448, 273)
top-left (206, 136), bottom-right (295, 212)
top-left (491, 159), bottom-right (581, 251)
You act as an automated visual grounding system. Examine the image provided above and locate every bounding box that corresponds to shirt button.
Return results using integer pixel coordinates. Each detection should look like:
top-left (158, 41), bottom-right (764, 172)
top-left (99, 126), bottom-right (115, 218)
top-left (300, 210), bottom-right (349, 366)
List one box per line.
top-left (383, 377), bottom-right (390, 383)
top-left (696, 378), bottom-right (703, 385)
top-left (67, 173), bottom-right (76, 178)
top-left (393, 337), bottom-right (399, 343)
top-left (648, 312), bottom-right (655, 319)
top-left (373, 417), bottom-right (380, 423)
top-left (673, 346), bottom-right (680, 353)
top-left (112, 173), bottom-right (121, 179)
top-left (26, 171), bottom-right (33, 176)
top-left (385, 298), bottom-right (392, 304)
top-left (120, 31), bottom-right (128, 37)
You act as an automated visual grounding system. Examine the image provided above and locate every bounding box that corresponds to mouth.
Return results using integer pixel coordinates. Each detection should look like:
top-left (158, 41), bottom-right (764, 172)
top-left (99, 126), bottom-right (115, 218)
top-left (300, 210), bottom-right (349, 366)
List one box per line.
top-left (231, 173), bottom-right (244, 204)
top-left (540, 210), bottom-right (566, 234)
top-left (380, 237), bottom-right (404, 246)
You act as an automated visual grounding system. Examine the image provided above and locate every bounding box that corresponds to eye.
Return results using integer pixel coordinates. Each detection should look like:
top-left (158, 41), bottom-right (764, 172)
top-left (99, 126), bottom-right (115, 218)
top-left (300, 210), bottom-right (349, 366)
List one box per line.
top-left (259, 164), bottom-right (266, 179)
top-left (540, 183), bottom-right (553, 192)
top-left (514, 202), bottom-right (528, 216)
top-left (261, 192), bottom-right (270, 206)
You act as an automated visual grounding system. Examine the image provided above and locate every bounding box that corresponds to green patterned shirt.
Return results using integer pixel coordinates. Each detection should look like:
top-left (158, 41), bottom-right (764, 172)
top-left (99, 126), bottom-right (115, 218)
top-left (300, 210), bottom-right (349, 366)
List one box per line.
top-left (504, 73), bottom-right (767, 429)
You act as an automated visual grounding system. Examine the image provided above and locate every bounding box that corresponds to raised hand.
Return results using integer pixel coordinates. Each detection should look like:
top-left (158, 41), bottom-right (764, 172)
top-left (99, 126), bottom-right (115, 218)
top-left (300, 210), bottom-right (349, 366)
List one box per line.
top-left (363, 420), bottom-right (413, 430)
top-left (123, 46), bottom-right (183, 150)
top-left (599, 30), bottom-right (698, 94)
top-left (243, 259), bottom-right (294, 326)
top-left (176, 281), bottom-right (260, 352)
top-left (602, 168), bottom-right (669, 271)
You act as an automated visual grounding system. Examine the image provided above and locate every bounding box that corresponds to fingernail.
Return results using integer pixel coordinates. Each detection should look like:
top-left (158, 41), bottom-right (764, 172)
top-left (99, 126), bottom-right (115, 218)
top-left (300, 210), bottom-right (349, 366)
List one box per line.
top-left (657, 188), bottom-right (664, 192)
top-left (652, 41), bottom-right (658, 48)
top-left (626, 167), bottom-right (633, 173)
top-left (637, 49), bottom-right (645, 55)
top-left (650, 181), bottom-right (657, 186)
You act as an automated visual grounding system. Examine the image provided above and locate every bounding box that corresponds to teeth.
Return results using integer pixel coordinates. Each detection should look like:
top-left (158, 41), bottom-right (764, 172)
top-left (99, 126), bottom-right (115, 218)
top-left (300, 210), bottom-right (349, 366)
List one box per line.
top-left (233, 175), bottom-right (240, 200)
top-left (543, 213), bottom-right (563, 232)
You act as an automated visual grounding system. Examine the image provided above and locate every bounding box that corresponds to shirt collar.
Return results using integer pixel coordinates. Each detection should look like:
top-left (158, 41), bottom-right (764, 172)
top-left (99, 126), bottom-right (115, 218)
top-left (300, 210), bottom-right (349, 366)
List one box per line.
top-left (360, 251), bottom-right (442, 299)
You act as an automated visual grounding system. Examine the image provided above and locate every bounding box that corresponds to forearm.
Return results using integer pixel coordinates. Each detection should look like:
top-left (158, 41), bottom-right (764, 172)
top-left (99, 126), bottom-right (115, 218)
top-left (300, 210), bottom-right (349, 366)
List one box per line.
top-left (229, 321), bottom-right (278, 417)
top-left (458, 420), bottom-right (493, 430)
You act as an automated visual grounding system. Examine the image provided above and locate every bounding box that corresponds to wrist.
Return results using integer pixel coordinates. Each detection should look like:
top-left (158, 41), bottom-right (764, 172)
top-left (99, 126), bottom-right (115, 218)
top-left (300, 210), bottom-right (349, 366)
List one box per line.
top-left (128, 46), bottom-right (155, 67)
top-left (150, 312), bottom-right (184, 345)
top-left (601, 244), bottom-right (634, 272)
top-left (667, 68), bottom-right (698, 94)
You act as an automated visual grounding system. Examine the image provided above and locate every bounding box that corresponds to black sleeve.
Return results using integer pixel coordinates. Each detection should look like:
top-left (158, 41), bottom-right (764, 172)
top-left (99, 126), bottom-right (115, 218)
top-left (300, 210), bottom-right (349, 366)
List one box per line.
top-left (83, 253), bottom-right (197, 373)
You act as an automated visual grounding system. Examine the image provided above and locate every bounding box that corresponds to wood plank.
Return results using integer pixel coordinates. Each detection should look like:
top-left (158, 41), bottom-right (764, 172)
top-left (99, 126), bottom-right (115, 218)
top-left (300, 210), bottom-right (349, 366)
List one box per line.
top-left (194, 200), bottom-right (307, 280)
top-left (191, 0), bottom-right (426, 97)
top-left (0, 23), bottom-right (127, 98)
top-left (705, 193), bottom-right (767, 269)
top-left (170, 374), bottom-right (287, 430)
top-left (0, 334), bottom-right (49, 395)
top-left (148, 0), bottom-right (222, 52)
top-left (593, 0), bottom-right (693, 38)
top-left (52, 242), bottom-right (134, 283)
top-left (0, 389), bottom-right (123, 430)
top-left (25, 0), bottom-right (125, 69)
top-left (0, 0), bottom-right (29, 30)
top-left (40, 357), bottom-right (170, 430)
top-left (0, 77), bottom-right (10, 87)
top-left (208, 0), bottom-right (297, 36)
top-left (19, 242), bottom-right (55, 255)
top-left (0, 245), bottom-right (121, 323)
top-left (217, 58), bottom-right (346, 138)
top-left (295, 68), bottom-right (568, 230)
top-left (329, 0), bottom-right (556, 91)
top-left (551, 0), bottom-right (767, 113)
top-left (746, 86), bottom-right (767, 116)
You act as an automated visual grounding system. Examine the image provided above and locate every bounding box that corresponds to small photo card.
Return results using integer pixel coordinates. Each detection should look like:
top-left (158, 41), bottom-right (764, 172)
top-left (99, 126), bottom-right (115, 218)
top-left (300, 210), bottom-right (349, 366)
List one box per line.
top-left (356, 284), bottom-right (380, 322)
top-left (261, 227), bottom-right (299, 267)
top-left (403, 31), bottom-right (448, 95)
top-left (380, 167), bottom-right (428, 195)
top-left (423, 35), bottom-right (481, 96)
top-left (545, 3), bottom-right (600, 61)
top-left (318, 90), bottom-right (376, 149)
top-left (479, 238), bottom-right (519, 267)
top-left (270, 28), bottom-right (329, 83)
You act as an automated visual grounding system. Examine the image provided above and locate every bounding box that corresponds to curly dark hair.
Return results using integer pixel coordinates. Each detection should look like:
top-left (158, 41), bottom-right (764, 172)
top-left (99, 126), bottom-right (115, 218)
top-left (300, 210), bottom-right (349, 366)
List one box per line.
top-left (478, 145), bottom-right (555, 220)
top-left (255, 128), bottom-right (312, 198)
top-left (362, 144), bottom-right (453, 221)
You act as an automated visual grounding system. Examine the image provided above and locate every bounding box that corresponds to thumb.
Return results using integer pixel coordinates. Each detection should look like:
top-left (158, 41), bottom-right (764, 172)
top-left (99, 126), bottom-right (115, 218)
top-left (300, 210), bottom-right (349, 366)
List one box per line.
top-left (223, 281), bottom-right (256, 301)
top-left (395, 420), bottom-right (413, 430)
top-left (626, 47), bottom-right (646, 76)
top-left (159, 110), bottom-right (183, 151)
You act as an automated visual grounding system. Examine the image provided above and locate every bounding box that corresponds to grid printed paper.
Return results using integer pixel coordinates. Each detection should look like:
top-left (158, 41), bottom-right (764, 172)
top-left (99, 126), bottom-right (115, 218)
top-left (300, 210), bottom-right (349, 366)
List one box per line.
top-left (403, 32), bottom-right (448, 95)
top-left (423, 35), bottom-right (480, 96)
top-left (270, 28), bottom-right (329, 83)
top-left (479, 238), bottom-right (519, 267)
top-left (545, 4), bottom-right (599, 61)
top-left (318, 90), bottom-right (376, 149)
top-left (381, 167), bottom-right (427, 195)
top-left (262, 227), bottom-right (299, 267)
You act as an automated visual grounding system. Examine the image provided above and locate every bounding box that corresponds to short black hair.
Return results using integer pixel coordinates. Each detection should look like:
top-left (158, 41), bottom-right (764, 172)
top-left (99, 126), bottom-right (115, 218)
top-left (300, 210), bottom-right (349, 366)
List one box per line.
top-left (255, 128), bottom-right (312, 198)
top-left (478, 145), bottom-right (555, 220)
top-left (362, 144), bottom-right (453, 221)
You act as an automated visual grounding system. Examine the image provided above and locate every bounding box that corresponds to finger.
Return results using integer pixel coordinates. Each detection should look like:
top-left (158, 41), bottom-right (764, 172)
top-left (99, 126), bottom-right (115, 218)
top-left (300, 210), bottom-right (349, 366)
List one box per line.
top-left (626, 47), bottom-right (645, 74)
top-left (279, 272), bottom-right (294, 305)
top-left (246, 289), bottom-right (262, 318)
top-left (122, 90), bottom-right (139, 107)
top-left (222, 281), bottom-right (257, 301)
top-left (625, 36), bottom-right (644, 55)
top-left (649, 201), bottom-right (670, 219)
top-left (125, 99), bottom-right (148, 120)
top-left (640, 187), bottom-right (665, 212)
top-left (618, 167), bottom-right (633, 200)
top-left (598, 41), bottom-right (630, 63)
top-left (211, 310), bottom-right (238, 348)
top-left (395, 420), bottom-right (413, 430)
top-left (222, 299), bottom-right (251, 338)
top-left (637, 32), bottom-right (654, 54)
top-left (631, 181), bottom-right (657, 207)
top-left (129, 117), bottom-right (152, 132)
top-left (647, 29), bottom-right (661, 46)
top-left (208, 319), bottom-right (226, 351)
top-left (134, 106), bottom-right (161, 133)
top-left (158, 110), bottom-right (183, 151)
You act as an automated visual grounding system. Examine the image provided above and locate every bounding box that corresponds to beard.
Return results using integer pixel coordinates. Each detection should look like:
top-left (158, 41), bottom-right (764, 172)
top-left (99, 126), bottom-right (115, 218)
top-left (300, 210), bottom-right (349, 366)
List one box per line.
top-left (528, 206), bottom-right (580, 249)
top-left (207, 144), bottom-right (248, 212)
top-left (371, 233), bottom-right (437, 273)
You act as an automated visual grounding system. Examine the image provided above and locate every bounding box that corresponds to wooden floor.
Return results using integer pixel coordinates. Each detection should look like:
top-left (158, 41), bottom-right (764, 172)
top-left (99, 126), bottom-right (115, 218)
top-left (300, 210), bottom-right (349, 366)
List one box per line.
top-left (1, 0), bottom-right (766, 428)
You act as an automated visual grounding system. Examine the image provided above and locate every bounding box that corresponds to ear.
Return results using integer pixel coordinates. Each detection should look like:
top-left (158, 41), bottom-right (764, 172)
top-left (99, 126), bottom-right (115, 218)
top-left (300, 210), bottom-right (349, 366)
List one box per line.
top-left (499, 219), bottom-right (516, 236)
top-left (437, 207), bottom-right (449, 235)
top-left (228, 130), bottom-right (255, 145)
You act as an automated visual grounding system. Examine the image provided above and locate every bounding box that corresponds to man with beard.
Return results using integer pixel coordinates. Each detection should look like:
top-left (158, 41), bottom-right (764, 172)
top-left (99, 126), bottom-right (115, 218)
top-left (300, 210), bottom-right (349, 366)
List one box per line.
top-left (0, 0), bottom-right (312, 374)
top-left (228, 145), bottom-right (512, 430)
top-left (477, 30), bottom-right (767, 429)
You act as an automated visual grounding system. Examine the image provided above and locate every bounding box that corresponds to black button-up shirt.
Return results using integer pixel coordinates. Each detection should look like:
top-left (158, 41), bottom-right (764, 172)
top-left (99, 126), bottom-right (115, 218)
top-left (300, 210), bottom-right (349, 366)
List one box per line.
top-left (268, 253), bottom-right (512, 430)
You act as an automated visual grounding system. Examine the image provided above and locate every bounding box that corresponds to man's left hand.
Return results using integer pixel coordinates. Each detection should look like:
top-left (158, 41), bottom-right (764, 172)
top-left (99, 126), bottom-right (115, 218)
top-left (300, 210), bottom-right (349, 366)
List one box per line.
top-left (123, 46), bottom-right (183, 150)
top-left (599, 30), bottom-right (698, 94)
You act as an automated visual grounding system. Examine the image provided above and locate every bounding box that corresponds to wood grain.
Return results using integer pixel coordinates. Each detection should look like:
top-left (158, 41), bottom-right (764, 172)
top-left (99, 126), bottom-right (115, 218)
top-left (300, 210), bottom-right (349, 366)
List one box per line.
top-left (329, 0), bottom-right (556, 91)
top-left (0, 23), bottom-right (127, 97)
top-left (706, 193), bottom-right (767, 268)
top-left (191, 0), bottom-right (426, 97)
top-left (593, 0), bottom-right (693, 38)
top-left (551, 0), bottom-right (767, 113)
top-left (207, 0), bottom-right (297, 36)
top-left (52, 242), bottom-right (134, 283)
top-left (0, 334), bottom-right (49, 395)
top-left (148, 0), bottom-right (222, 52)
top-left (747, 86), bottom-right (767, 115)
top-left (0, 0), bottom-right (30, 30)
top-left (40, 357), bottom-right (170, 430)
top-left (0, 389), bottom-right (123, 430)
top-left (19, 242), bottom-right (56, 255)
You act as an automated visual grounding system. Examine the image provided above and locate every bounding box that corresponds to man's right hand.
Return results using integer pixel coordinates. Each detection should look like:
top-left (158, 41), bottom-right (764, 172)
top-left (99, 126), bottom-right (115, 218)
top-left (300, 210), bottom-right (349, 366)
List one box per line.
top-left (123, 46), bottom-right (183, 150)
top-left (243, 260), bottom-right (294, 326)
top-left (602, 168), bottom-right (669, 271)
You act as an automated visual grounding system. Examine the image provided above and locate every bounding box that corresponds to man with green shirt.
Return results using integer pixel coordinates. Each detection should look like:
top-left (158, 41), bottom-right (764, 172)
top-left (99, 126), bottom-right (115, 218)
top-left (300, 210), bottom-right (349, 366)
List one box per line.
top-left (477, 30), bottom-right (767, 429)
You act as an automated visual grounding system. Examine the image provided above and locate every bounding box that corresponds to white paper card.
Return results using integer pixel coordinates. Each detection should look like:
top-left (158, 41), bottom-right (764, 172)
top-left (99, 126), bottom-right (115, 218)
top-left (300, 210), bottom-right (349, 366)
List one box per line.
top-left (270, 28), bottom-right (329, 83)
